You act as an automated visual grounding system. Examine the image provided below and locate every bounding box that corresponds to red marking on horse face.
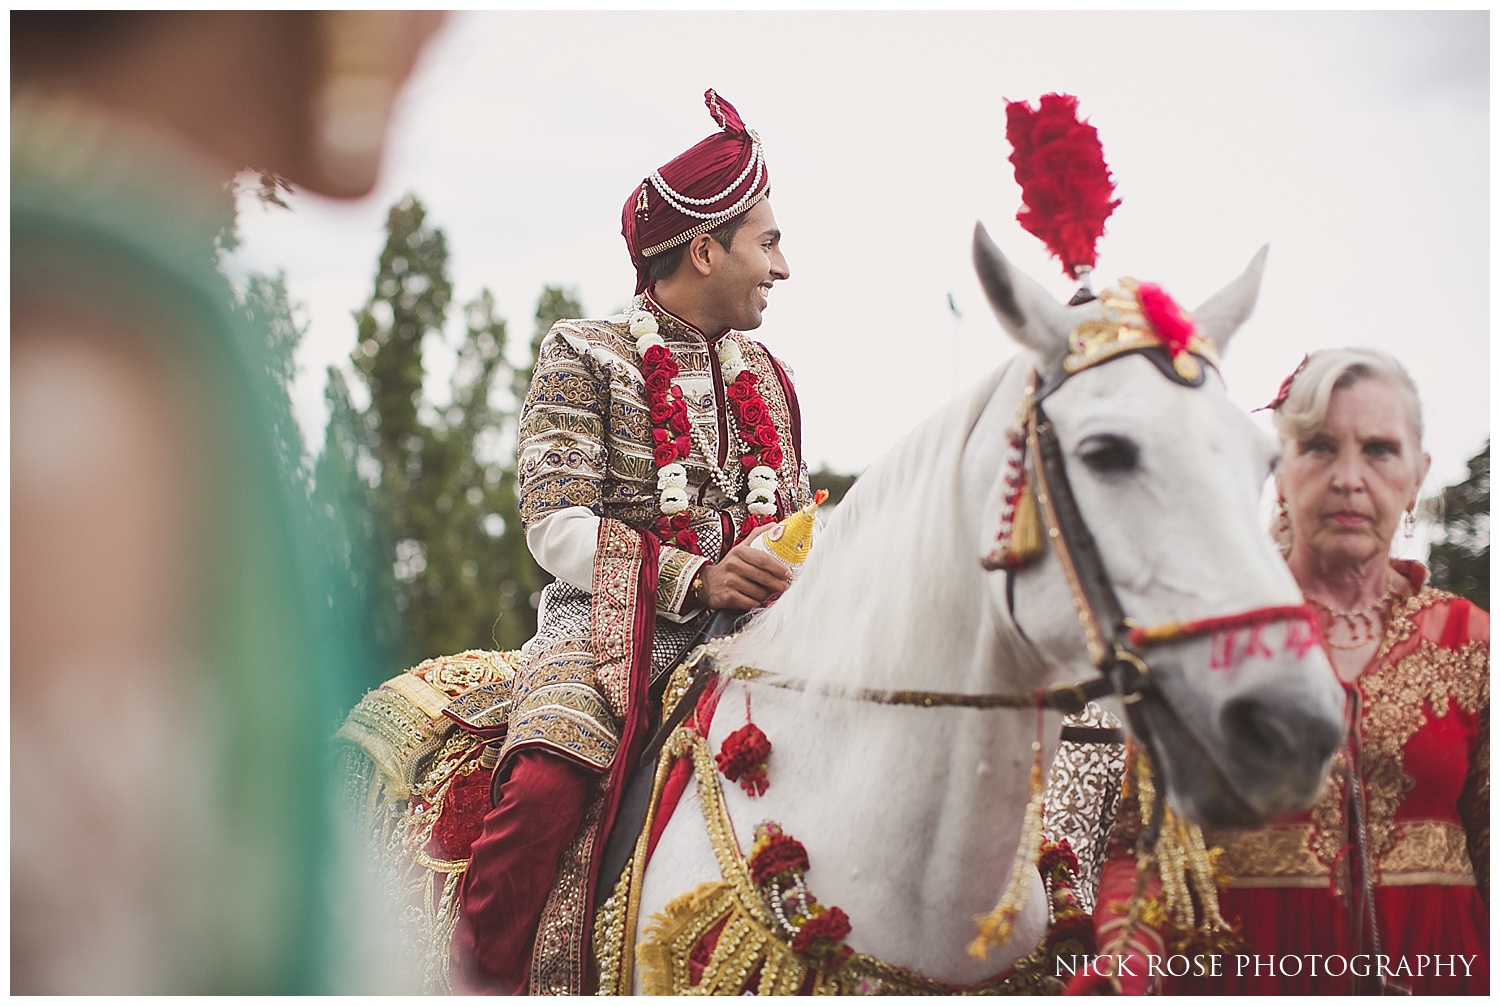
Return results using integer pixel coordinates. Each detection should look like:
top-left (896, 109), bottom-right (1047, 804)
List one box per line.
top-left (1210, 629), bottom-right (1239, 670)
top-left (1243, 624), bottom-right (1273, 659)
top-left (1284, 619), bottom-right (1320, 659)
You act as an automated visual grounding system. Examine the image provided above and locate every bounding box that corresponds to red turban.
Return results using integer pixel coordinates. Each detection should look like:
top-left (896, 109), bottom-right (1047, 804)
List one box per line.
top-left (622, 89), bottom-right (770, 294)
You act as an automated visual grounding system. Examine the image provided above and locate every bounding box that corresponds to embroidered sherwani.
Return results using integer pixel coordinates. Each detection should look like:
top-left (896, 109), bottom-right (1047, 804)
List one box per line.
top-left (1107, 561), bottom-right (1489, 995)
top-left (506, 291), bottom-right (811, 772)
top-left (452, 291), bottom-right (810, 995)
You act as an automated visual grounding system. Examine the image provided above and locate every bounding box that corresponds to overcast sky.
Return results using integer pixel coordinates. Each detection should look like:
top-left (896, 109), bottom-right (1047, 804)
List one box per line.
top-left (228, 11), bottom-right (1488, 505)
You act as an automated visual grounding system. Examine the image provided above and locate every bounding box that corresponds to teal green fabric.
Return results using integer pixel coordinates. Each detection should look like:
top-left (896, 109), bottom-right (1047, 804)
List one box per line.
top-left (14, 126), bottom-right (381, 992)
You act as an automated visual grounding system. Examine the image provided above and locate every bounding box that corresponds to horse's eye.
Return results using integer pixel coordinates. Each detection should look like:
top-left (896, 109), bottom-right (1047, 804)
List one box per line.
top-left (1078, 434), bottom-right (1139, 473)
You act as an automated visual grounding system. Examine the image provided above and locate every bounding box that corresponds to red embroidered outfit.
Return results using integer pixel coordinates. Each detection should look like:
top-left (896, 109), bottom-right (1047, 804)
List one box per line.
top-left (1095, 560), bottom-right (1488, 994)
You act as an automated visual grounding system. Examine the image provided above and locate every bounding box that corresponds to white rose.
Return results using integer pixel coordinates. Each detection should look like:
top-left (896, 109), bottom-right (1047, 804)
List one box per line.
top-left (657, 470), bottom-right (688, 490)
top-left (636, 333), bottom-right (666, 355)
top-left (629, 311), bottom-right (659, 338)
top-left (717, 341), bottom-right (743, 363)
top-left (721, 359), bottom-right (745, 382)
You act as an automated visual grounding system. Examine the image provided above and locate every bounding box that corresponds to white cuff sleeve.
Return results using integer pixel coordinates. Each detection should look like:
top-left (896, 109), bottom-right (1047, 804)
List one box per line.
top-left (525, 506), bottom-right (601, 592)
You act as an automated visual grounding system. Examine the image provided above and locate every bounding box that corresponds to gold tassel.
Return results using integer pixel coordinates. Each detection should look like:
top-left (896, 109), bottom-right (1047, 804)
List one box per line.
top-left (1116, 748), bottom-right (1238, 953)
top-left (1007, 477), bottom-right (1043, 566)
top-left (968, 738), bottom-right (1046, 959)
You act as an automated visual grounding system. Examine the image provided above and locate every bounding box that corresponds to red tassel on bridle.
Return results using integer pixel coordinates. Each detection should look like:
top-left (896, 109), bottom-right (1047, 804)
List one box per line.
top-left (1005, 94), bottom-right (1120, 286)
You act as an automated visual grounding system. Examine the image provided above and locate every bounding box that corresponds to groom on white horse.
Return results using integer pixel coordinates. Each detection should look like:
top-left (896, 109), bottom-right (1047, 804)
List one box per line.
top-left (450, 90), bottom-right (814, 995)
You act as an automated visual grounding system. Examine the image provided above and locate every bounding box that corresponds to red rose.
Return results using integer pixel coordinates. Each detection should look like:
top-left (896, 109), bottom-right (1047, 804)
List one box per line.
top-left (726, 380), bottom-right (752, 402)
top-left (762, 445), bottom-right (784, 468)
top-left (674, 435), bottom-right (691, 457)
top-left (650, 402), bottom-right (672, 423)
top-left (741, 453), bottom-right (759, 470)
top-left (755, 424), bottom-right (779, 448)
top-left (653, 443), bottom-right (681, 466)
top-left (652, 428), bottom-right (671, 445)
top-left (669, 411), bottom-right (690, 435)
top-left (739, 401), bottom-right (767, 426)
top-left (670, 385), bottom-right (683, 399)
top-left (645, 370), bottom-right (671, 393)
top-left (642, 344), bottom-right (670, 366)
top-left (741, 370), bottom-right (760, 386)
top-left (790, 906), bottom-right (853, 958)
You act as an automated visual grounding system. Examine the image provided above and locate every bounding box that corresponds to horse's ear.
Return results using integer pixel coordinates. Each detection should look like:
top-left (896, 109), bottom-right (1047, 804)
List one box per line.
top-left (972, 222), bottom-right (1076, 372)
top-left (1194, 245), bottom-right (1269, 356)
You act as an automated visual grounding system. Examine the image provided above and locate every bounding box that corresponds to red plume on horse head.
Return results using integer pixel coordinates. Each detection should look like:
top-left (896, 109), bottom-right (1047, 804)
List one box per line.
top-left (1005, 94), bottom-right (1119, 289)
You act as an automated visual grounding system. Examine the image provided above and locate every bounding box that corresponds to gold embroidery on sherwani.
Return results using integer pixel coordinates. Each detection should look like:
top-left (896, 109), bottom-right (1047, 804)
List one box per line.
top-left (512, 300), bottom-right (811, 993)
top-left (1357, 635), bottom-right (1487, 861)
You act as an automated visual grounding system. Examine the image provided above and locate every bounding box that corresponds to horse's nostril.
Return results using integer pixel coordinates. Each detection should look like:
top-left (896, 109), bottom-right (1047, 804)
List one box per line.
top-left (1221, 698), bottom-right (1290, 766)
top-left (1219, 697), bottom-right (1341, 770)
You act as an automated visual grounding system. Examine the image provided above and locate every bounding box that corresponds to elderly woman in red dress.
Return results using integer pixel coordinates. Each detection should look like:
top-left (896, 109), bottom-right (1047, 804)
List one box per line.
top-left (1078, 347), bottom-right (1488, 995)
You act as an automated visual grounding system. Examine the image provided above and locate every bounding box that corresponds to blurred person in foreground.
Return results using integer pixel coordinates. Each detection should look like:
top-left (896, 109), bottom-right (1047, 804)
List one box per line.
top-left (12, 11), bottom-right (442, 993)
top-left (1072, 348), bottom-right (1487, 995)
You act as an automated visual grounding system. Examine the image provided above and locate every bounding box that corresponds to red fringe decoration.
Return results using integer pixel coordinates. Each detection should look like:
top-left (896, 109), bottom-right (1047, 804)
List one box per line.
top-left (1005, 94), bottom-right (1120, 279)
top-left (1128, 604), bottom-right (1319, 650)
top-left (1136, 282), bottom-right (1197, 357)
top-left (716, 722), bottom-right (773, 796)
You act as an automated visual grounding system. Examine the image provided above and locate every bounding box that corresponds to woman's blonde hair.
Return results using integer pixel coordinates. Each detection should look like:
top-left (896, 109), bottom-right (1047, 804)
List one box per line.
top-left (1273, 347), bottom-right (1424, 448)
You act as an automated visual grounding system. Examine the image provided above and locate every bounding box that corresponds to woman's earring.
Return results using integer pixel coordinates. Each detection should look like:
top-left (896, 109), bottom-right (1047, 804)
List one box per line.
top-left (1276, 497), bottom-right (1291, 538)
top-left (1403, 507), bottom-right (1417, 538)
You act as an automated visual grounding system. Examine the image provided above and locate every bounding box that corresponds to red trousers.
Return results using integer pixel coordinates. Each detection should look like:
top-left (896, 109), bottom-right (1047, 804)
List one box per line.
top-left (450, 749), bottom-right (592, 994)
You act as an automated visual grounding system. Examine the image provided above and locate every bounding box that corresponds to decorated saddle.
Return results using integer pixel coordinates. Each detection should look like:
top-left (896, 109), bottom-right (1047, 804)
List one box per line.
top-left (335, 649), bottom-right (521, 993)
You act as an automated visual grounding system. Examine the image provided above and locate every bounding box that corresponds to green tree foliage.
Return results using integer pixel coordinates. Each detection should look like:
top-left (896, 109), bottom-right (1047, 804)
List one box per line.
top-left (1426, 440), bottom-right (1489, 610)
top-left (240, 271), bottom-right (311, 492)
top-left (337, 194), bottom-right (549, 671)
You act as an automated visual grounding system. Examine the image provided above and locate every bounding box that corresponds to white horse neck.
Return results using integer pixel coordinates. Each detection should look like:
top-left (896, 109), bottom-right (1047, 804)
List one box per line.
top-left (725, 354), bottom-right (1045, 697)
top-left (692, 355), bottom-right (1057, 983)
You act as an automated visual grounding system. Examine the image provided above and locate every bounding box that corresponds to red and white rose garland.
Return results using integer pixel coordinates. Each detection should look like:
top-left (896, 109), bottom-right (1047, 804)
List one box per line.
top-left (630, 306), bottom-right (783, 555)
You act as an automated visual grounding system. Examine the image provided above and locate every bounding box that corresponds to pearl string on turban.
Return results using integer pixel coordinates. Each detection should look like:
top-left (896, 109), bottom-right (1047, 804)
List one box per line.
top-left (622, 89), bottom-right (770, 294)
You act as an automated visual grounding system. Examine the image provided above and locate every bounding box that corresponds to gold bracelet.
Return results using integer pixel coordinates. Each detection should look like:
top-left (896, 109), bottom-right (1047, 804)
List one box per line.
top-left (689, 571), bottom-right (706, 606)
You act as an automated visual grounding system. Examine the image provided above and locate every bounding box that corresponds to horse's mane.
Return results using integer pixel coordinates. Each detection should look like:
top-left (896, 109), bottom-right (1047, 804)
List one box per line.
top-left (725, 354), bottom-right (1046, 695)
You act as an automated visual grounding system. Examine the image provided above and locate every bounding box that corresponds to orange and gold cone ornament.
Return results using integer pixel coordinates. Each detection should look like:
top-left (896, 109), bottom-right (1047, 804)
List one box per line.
top-left (748, 488), bottom-right (828, 580)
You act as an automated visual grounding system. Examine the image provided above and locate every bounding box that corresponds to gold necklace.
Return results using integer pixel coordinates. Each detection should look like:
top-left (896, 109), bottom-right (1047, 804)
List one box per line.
top-left (1307, 571), bottom-right (1397, 650)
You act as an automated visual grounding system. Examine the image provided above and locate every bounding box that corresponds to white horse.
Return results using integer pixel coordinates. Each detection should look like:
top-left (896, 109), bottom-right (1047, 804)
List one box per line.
top-left (619, 230), bottom-right (1346, 992)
